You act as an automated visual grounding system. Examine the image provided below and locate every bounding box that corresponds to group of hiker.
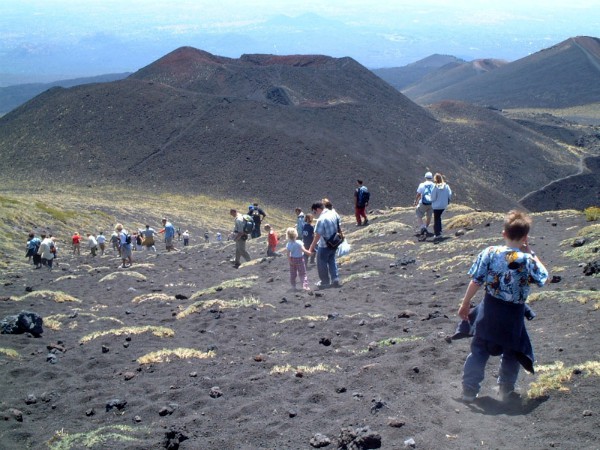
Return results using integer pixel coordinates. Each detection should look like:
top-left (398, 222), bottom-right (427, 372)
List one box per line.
top-left (25, 217), bottom-right (180, 269)
top-left (22, 170), bottom-right (551, 406)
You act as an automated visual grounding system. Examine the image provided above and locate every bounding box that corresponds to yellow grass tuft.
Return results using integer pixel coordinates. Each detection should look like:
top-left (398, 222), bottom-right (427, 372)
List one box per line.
top-left (528, 360), bottom-right (600, 398)
top-left (270, 363), bottom-right (340, 375)
top-left (132, 293), bottom-right (173, 304)
top-left (47, 425), bottom-right (147, 450)
top-left (528, 290), bottom-right (600, 309)
top-left (338, 251), bottom-right (395, 265)
top-left (343, 270), bottom-right (381, 283)
top-left (584, 206), bottom-right (600, 221)
top-left (189, 275), bottom-right (258, 301)
top-left (45, 313), bottom-right (125, 331)
top-left (13, 290), bottom-right (81, 303)
top-left (444, 212), bottom-right (503, 230)
top-left (279, 315), bottom-right (328, 323)
top-left (177, 295), bottom-right (270, 319)
top-left (79, 325), bottom-right (174, 344)
top-left (356, 336), bottom-right (424, 354)
top-left (99, 271), bottom-right (147, 282)
top-left (0, 348), bottom-right (20, 358)
top-left (137, 348), bottom-right (216, 364)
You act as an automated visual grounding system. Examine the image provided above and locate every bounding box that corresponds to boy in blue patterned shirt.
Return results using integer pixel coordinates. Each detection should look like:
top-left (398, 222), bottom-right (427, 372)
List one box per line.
top-left (458, 210), bottom-right (549, 402)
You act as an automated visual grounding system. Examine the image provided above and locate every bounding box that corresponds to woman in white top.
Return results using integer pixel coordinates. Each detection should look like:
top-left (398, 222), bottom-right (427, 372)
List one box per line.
top-left (430, 173), bottom-right (452, 240)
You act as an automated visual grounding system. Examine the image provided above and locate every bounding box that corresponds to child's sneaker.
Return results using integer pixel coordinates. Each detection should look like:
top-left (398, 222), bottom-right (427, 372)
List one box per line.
top-left (461, 389), bottom-right (478, 403)
top-left (499, 386), bottom-right (520, 402)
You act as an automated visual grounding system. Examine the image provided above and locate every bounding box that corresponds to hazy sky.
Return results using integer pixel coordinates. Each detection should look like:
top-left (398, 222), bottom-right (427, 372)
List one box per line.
top-left (1, 0), bottom-right (599, 83)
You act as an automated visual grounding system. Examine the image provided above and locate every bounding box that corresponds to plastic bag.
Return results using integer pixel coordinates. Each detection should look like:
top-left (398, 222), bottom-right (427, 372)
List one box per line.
top-left (336, 239), bottom-right (351, 257)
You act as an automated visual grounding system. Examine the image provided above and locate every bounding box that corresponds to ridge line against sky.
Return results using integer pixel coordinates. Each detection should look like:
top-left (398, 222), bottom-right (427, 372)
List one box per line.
top-left (1, 0), bottom-right (599, 84)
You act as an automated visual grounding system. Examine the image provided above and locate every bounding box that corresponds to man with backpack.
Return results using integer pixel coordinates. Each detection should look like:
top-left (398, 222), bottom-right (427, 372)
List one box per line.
top-left (249, 203), bottom-right (266, 239)
top-left (115, 223), bottom-right (133, 268)
top-left (414, 171), bottom-right (435, 237)
top-left (230, 208), bottom-right (252, 268)
top-left (354, 179), bottom-right (370, 226)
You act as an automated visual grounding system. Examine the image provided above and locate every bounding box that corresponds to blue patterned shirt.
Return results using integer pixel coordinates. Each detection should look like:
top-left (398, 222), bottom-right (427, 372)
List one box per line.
top-left (468, 245), bottom-right (548, 304)
top-left (315, 209), bottom-right (340, 248)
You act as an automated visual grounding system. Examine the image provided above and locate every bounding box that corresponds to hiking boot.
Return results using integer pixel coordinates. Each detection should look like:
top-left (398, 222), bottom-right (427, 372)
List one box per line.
top-left (331, 280), bottom-right (341, 288)
top-left (315, 281), bottom-right (330, 289)
top-left (499, 386), bottom-right (520, 402)
top-left (363, 219), bottom-right (368, 226)
top-left (461, 388), bottom-right (478, 403)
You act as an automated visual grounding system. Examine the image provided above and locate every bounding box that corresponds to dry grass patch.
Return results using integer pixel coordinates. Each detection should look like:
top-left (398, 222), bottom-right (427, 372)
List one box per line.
top-left (47, 425), bottom-right (147, 450)
top-left (99, 271), bottom-right (147, 282)
top-left (528, 360), bottom-right (600, 398)
top-left (0, 348), bottom-right (20, 358)
top-left (279, 315), bottom-right (328, 324)
top-left (338, 251), bottom-right (395, 265)
top-left (13, 290), bottom-right (81, 303)
top-left (528, 290), bottom-right (600, 309)
top-left (137, 348), bottom-right (216, 365)
top-left (79, 325), bottom-right (174, 344)
top-left (45, 313), bottom-right (124, 331)
top-left (53, 275), bottom-right (82, 282)
top-left (189, 275), bottom-right (258, 300)
top-left (270, 363), bottom-right (340, 375)
top-left (563, 223), bottom-right (600, 261)
top-left (132, 293), bottom-right (173, 304)
top-left (177, 295), bottom-right (270, 319)
top-left (343, 270), bottom-right (381, 284)
top-left (356, 336), bottom-right (424, 354)
top-left (419, 254), bottom-right (474, 272)
top-left (445, 212), bottom-right (503, 230)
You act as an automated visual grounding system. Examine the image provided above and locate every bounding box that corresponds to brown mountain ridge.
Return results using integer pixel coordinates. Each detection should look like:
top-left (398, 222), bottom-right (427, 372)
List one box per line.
top-left (0, 45), bottom-right (597, 212)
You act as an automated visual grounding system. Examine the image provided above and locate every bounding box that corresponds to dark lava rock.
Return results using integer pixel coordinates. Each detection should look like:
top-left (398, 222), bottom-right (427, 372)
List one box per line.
top-left (1, 311), bottom-right (43, 336)
top-left (583, 261), bottom-right (599, 276)
top-left (105, 398), bottom-right (127, 412)
top-left (338, 426), bottom-right (382, 449)
top-left (159, 406), bottom-right (174, 416)
top-left (164, 427), bottom-right (188, 450)
top-left (572, 238), bottom-right (586, 247)
top-left (319, 337), bottom-right (332, 346)
top-left (549, 275), bottom-right (562, 283)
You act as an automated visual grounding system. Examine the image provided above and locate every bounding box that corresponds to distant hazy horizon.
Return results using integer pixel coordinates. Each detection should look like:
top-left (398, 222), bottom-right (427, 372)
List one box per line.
top-left (1, 0), bottom-right (599, 85)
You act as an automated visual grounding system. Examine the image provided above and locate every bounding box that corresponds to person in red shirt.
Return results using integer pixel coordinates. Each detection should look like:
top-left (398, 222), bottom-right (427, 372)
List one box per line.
top-left (72, 232), bottom-right (82, 255)
top-left (264, 224), bottom-right (280, 257)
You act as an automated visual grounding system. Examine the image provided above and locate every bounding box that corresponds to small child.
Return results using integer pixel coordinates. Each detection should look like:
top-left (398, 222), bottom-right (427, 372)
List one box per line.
top-left (284, 227), bottom-right (311, 290)
top-left (183, 230), bottom-right (190, 246)
top-left (458, 210), bottom-right (548, 403)
top-left (204, 231), bottom-right (209, 243)
top-left (302, 214), bottom-right (316, 264)
top-left (264, 224), bottom-right (280, 256)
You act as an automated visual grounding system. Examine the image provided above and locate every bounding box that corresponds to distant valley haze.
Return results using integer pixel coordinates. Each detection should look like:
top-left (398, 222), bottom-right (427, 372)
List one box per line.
top-left (1, 0), bottom-right (599, 85)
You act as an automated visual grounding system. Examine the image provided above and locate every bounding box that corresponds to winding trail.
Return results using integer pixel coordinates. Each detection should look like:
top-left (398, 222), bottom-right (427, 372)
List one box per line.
top-left (519, 154), bottom-right (588, 204)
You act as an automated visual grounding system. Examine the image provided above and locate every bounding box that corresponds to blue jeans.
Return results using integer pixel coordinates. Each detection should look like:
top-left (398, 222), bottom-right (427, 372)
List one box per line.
top-left (462, 336), bottom-right (521, 394)
top-left (317, 246), bottom-right (338, 285)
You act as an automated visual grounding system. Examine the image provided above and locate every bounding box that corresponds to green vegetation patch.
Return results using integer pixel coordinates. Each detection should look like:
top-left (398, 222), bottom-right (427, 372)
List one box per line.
top-left (35, 202), bottom-right (78, 223)
top-left (343, 270), bottom-right (381, 283)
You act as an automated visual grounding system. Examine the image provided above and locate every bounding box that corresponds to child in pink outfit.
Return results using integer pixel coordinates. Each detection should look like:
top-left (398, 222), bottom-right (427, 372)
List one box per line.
top-left (284, 227), bottom-right (311, 290)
